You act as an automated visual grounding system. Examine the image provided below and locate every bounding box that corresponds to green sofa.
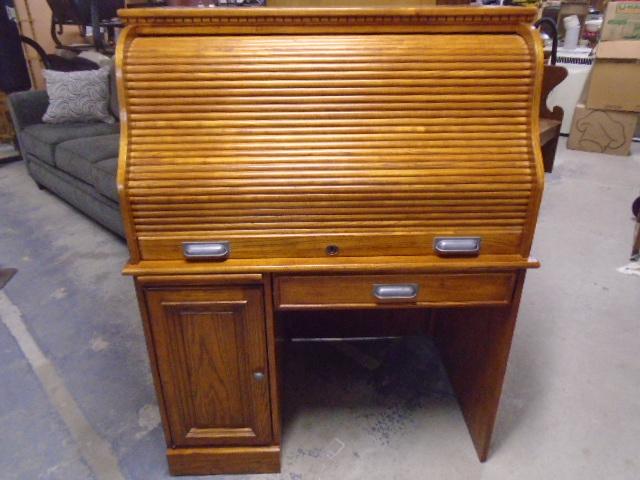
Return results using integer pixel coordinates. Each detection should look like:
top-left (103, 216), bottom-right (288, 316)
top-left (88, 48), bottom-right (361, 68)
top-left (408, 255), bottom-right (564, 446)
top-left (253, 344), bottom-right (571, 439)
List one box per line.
top-left (7, 73), bottom-right (124, 237)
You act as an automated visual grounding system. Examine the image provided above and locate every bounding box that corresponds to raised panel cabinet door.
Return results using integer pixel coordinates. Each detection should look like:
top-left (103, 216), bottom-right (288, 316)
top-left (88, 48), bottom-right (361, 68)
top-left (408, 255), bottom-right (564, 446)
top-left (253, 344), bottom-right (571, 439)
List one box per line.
top-left (144, 285), bottom-right (273, 447)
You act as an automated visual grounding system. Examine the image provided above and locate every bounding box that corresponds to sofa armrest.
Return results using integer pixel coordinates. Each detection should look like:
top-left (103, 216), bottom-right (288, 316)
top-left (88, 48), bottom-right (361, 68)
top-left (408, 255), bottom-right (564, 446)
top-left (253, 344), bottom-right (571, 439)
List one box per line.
top-left (6, 90), bottom-right (49, 132)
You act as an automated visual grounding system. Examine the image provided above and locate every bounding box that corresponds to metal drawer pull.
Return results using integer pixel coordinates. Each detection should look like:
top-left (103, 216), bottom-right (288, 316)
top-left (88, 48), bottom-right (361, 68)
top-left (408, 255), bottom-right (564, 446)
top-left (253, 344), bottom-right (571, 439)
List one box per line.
top-left (373, 284), bottom-right (419, 300)
top-left (434, 237), bottom-right (481, 256)
top-left (182, 241), bottom-right (230, 260)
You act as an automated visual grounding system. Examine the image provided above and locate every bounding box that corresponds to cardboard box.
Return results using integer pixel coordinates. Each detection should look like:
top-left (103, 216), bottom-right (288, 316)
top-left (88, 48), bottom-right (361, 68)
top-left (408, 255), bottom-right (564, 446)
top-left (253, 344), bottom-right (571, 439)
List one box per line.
top-left (585, 40), bottom-right (640, 112)
top-left (601, 1), bottom-right (640, 41)
top-left (567, 103), bottom-right (638, 156)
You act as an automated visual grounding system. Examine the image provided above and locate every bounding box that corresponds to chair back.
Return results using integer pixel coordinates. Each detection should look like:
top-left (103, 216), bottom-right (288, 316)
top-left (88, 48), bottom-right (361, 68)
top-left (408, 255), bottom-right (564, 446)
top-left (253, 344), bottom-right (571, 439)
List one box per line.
top-left (540, 65), bottom-right (569, 121)
top-left (70, 0), bottom-right (124, 24)
top-left (535, 17), bottom-right (559, 65)
top-left (46, 0), bottom-right (83, 24)
top-left (19, 35), bottom-right (100, 72)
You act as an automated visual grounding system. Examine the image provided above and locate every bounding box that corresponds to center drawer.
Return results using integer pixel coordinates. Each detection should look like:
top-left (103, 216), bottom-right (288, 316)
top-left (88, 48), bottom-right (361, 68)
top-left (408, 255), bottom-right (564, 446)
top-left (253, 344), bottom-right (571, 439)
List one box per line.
top-left (274, 273), bottom-right (516, 310)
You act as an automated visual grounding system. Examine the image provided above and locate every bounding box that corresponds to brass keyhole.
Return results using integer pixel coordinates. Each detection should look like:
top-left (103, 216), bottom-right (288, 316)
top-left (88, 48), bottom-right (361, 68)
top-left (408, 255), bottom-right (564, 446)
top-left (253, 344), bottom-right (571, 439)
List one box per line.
top-left (325, 245), bottom-right (340, 256)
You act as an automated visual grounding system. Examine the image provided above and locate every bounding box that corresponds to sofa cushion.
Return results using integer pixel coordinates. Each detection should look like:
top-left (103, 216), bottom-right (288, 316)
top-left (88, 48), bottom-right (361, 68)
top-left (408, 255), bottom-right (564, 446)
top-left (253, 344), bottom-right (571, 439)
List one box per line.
top-left (42, 68), bottom-right (115, 124)
top-left (92, 157), bottom-right (119, 202)
top-left (56, 134), bottom-right (120, 184)
top-left (20, 122), bottom-right (119, 166)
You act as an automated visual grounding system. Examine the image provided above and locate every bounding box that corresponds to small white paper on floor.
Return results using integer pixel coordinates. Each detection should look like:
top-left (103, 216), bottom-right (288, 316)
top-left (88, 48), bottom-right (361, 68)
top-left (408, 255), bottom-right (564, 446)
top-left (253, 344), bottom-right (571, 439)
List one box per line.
top-left (617, 262), bottom-right (640, 276)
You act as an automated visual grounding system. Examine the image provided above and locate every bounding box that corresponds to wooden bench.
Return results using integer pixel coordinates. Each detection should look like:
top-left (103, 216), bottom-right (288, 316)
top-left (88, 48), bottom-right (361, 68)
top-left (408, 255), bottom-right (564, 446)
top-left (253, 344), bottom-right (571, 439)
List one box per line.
top-left (539, 65), bottom-right (568, 173)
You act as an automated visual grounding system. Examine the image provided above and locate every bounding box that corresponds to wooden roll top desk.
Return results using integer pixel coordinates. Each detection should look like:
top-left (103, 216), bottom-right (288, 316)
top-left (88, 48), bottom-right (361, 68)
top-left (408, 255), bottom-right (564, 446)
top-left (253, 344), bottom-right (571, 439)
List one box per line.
top-left (116, 6), bottom-right (544, 476)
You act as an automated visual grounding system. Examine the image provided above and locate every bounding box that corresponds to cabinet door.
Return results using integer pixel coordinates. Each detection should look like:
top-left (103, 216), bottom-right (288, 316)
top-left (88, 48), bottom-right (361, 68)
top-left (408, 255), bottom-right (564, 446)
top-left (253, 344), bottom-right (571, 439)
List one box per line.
top-left (144, 285), bottom-right (272, 447)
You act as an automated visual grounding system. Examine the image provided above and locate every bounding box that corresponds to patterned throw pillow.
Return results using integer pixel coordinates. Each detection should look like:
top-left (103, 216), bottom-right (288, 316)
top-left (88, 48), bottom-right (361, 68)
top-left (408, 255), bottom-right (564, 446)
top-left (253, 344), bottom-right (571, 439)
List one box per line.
top-left (42, 68), bottom-right (115, 124)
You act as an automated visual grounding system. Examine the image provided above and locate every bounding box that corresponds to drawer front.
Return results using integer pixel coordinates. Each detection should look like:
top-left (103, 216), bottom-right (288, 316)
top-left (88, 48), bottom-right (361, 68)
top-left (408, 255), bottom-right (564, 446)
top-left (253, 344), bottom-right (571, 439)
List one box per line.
top-left (138, 230), bottom-right (522, 261)
top-left (275, 273), bottom-right (516, 309)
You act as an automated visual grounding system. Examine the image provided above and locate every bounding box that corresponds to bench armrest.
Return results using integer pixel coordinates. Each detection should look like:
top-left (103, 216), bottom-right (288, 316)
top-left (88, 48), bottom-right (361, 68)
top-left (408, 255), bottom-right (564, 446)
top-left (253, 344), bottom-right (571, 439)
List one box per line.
top-left (6, 90), bottom-right (49, 132)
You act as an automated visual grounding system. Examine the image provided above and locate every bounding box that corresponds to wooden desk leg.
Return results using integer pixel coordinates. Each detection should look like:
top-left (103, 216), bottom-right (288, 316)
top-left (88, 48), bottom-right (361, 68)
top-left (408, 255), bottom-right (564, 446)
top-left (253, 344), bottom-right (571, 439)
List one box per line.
top-left (631, 218), bottom-right (640, 261)
top-left (541, 129), bottom-right (561, 173)
top-left (433, 270), bottom-right (526, 461)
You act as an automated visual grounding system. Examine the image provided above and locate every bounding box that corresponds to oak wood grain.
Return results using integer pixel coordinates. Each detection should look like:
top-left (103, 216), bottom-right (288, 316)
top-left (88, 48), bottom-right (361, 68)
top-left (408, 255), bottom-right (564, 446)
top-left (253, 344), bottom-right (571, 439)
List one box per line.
top-left (117, 7), bottom-right (544, 474)
top-left (167, 445), bottom-right (280, 476)
top-left (434, 270), bottom-right (526, 461)
top-left (275, 273), bottom-right (516, 310)
top-left (123, 255), bottom-right (540, 276)
top-left (117, 22), bottom-right (543, 263)
top-left (137, 230), bottom-right (524, 262)
top-left (262, 275), bottom-right (281, 444)
top-left (144, 285), bottom-right (272, 447)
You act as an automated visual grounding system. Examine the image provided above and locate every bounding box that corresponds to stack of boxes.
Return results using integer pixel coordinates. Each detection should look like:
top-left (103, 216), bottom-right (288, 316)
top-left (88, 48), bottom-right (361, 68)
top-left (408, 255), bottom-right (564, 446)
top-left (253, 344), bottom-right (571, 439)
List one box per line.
top-left (568, 1), bottom-right (640, 156)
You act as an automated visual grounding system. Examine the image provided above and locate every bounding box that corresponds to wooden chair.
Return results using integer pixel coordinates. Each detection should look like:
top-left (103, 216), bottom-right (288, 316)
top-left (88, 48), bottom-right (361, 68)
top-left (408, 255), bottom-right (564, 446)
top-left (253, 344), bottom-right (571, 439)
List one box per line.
top-left (46, 0), bottom-right (87, 51)
top-left (632, 196), bottom-right (640, 261)
top-left (535, 17), bottom-right (568, 173)
top-left (18, 35), bottom-right (99, 72)
top-left (539, 65), bottom-right (568, 173)
top-left (46, 0), bottom-right (124, 54)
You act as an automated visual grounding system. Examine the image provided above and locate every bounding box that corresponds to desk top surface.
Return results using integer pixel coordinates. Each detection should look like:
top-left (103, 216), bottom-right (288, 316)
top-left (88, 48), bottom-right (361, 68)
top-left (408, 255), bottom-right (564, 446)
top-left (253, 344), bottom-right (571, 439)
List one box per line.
top-left (118, 6), bottom-right (538, 23)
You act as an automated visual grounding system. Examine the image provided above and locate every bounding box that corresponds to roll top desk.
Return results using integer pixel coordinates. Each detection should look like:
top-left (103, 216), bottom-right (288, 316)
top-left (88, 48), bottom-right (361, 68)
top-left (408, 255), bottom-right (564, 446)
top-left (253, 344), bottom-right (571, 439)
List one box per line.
top-left (116, 6), bottom-right (544, 476)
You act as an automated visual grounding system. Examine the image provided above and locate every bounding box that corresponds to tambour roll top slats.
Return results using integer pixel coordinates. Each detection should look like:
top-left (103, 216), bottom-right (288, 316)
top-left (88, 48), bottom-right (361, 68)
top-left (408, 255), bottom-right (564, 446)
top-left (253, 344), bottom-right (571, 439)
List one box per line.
top-left (117, 8), bottom-right (543, 263)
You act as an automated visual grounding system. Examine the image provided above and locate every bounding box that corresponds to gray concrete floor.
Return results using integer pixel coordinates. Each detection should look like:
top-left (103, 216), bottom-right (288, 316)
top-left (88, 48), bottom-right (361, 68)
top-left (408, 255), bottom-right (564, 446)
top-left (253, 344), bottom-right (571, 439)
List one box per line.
top-left (1, 138), bottom-right (639, 480)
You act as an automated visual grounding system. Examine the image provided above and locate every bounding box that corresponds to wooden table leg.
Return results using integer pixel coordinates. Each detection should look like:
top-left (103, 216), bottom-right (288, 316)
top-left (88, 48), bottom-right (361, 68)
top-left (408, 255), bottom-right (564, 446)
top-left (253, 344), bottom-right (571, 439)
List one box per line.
top-left (631, 223), bottom-right (640, 261)
top-left (433, 270), bottom-right (526, 461)
top-left (631, 197), bottom-right (640, 261)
